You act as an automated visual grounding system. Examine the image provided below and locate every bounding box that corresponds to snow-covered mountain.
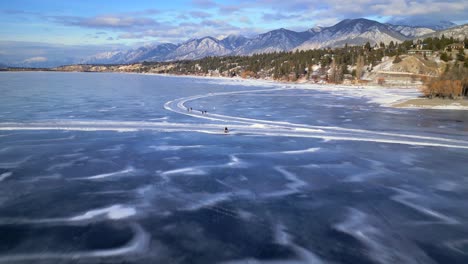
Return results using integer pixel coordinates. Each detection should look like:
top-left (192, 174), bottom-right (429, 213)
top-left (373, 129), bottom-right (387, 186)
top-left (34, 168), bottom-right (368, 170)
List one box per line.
top-left (139, 43), bottom-right (178, 62)
top-left (220, 35), bottom-right (249, 50)
top-left (82, 51), bottom-right (124, 64)
top-left (82, 43), bottom-right (177, 64)
top-left (296, 18), bottom-right (407, 50)
top-left (428, 21), bottom-right (458, 30)
top-left (420, 24), bottom-right (468, 40)
top-left (387, 25), bottom-right (435, 38)
top-left (233, 28), bottom-right (312, 55)
top-left (169, 36), bottom-right (232, 61)
top-left (387, 18), bottom-right (457, 31)
top-left (308, 26), bottom-right (324, 34)
top-left (80, 18), bottom-right (464, 65)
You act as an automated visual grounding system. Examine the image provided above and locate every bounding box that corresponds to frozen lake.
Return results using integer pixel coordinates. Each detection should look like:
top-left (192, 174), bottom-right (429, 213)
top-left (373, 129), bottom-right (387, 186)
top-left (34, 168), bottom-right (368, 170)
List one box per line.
top-left (0, 72), bottom-right (467, 264)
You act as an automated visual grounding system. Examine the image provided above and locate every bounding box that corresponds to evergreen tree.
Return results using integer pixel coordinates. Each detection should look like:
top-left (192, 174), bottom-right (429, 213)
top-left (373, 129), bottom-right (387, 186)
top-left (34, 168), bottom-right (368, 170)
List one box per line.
top-left (457, 48), bottom-right (465, 62)
top-left (440, 52), bottom-right (450, 62)
top-left (364, 42), bottom-right (371, 51)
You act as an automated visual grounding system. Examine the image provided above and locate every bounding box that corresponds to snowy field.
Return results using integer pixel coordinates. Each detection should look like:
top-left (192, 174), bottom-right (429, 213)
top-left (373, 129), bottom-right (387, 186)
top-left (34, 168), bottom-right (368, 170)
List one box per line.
top-left (0, 72), bottom-right (467, 264)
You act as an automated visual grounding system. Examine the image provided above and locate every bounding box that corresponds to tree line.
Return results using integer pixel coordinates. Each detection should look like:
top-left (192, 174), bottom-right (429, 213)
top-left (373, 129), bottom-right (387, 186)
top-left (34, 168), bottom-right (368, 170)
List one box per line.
top-left (140, 35), bottom-right (467, 84)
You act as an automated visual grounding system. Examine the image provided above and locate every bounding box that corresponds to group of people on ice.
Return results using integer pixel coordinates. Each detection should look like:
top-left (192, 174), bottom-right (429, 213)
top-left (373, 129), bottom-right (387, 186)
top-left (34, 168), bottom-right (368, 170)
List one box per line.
top-left (186, 106), bottom-right (229, 133)
top-left (186, 107), bottom-right (208, 115)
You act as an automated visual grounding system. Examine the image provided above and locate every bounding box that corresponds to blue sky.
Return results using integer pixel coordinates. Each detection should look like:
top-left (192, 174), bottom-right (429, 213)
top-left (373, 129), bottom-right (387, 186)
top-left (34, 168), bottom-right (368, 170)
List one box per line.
top-left (1, 0), bottom-right (467, 66)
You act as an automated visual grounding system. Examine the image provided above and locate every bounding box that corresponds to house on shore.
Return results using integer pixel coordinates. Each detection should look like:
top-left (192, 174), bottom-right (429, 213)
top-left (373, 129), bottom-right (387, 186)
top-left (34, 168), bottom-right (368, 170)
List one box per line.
top-left (445, 43), bottom-right (465, 51)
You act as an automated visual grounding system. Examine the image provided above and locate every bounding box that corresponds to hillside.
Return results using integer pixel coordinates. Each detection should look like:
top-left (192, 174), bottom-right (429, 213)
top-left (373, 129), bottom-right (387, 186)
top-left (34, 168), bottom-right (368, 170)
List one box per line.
top-left (370, 55), bottom-right (443, 76)
top-left (421, 24), bottom-right (468, 40)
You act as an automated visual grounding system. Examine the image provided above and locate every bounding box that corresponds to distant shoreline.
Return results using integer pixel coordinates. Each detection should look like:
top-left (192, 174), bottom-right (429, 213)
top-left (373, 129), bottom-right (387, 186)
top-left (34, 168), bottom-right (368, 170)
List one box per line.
top-left (393, 98), bottom-right (468, 110)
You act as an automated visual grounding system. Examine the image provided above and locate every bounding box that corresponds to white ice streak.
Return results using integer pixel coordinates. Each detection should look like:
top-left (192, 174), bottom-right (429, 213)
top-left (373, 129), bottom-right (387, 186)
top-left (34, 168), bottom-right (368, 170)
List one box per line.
top-left (281, 148), bottom-right (320, 155)
top-left (74, 167), bottom-right (135, 180)
top-left (0, 204), bottom-right (137, 225)
top-left (335, 208), bottom-right (435, 264)
top-left (0, 125), bottom-right (138, 132)
top-left (0, 147), bottom-right (10, 153)
top-left (345, 170), bottom-right (385, 182)
top-left (4, 135), bottom-right (75, 144)
top-left (0, 133), bottom-right (18, 138)
top-left (17, 174), bottom-right (62, 183)
top-left (47, 156), bottom-right (88, 171)
top-left (390, 188), bottom-right (459, 225)
top-left (274, 223), bottom-right (292, 245)
top-left (99, 144), bottom-right (124, 152)
top-left (227, 154), bottom-right (244, 167)
top-left (434, 180), bottom-right (459, 192)
top-left (445, 239), bottom-right (468, 255)
top-left (344, 159), bottom-right (391, 182)
top-left (0, 172), bottom-right (13, 181)
top-left (149, 145), bottom-right (202, 151)
top-left (161, 167), bottom-right (207, 177)
top-left (70, 205), bottom-right (136, 221)
top-left (160, 154), bottom-right (246, 179)
top-left (262, 167), bottom-right (308, 198)
top-left (222, 224), bottom-right (324, 264)
top-left (182, 192), bottom-right (233, 211)
top-left (0, 156), bottom-right (30, 168)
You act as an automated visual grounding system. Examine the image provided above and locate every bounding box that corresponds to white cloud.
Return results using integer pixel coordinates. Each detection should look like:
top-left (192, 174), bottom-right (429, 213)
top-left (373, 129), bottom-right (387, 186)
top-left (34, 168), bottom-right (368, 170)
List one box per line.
top-left (7, 1), bottom-right (468, 46)
top-left (52, 15), bottom-right (158, 29)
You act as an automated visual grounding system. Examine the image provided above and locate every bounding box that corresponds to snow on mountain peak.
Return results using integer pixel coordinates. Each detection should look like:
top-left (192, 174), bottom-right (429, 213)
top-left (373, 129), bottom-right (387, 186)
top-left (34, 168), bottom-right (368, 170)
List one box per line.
top-left (80, 18), bottom-right (465, 65)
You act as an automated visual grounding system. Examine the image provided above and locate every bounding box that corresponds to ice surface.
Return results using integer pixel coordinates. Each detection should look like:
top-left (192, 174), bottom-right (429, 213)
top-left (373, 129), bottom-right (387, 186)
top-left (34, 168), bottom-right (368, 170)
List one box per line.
top-left (0, 72), bottom-right (467, 263)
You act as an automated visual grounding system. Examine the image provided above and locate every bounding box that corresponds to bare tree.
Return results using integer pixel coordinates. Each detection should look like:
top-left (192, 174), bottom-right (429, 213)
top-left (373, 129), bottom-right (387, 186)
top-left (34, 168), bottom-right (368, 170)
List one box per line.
top-left (421, 63), bottom-right (468, 99)
top-left (329, 58), bottom-right (344, 84)
top-left (355, 55), bottom-right (364, 80)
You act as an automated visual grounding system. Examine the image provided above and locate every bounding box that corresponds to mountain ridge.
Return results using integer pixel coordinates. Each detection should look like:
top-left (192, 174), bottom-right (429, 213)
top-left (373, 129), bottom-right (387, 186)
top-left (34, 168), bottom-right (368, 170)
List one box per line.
top-left (54, 18), bottom-right (468, 65)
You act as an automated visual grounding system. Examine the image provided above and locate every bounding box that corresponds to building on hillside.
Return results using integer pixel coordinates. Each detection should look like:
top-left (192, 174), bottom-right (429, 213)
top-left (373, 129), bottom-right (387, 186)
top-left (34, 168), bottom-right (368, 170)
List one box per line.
top-left (407, 49), bottom-right (433, 56)
top-left (445, 43), bottom-right (465, 51)
top-left (414, 43), bottom-right (426, 50)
